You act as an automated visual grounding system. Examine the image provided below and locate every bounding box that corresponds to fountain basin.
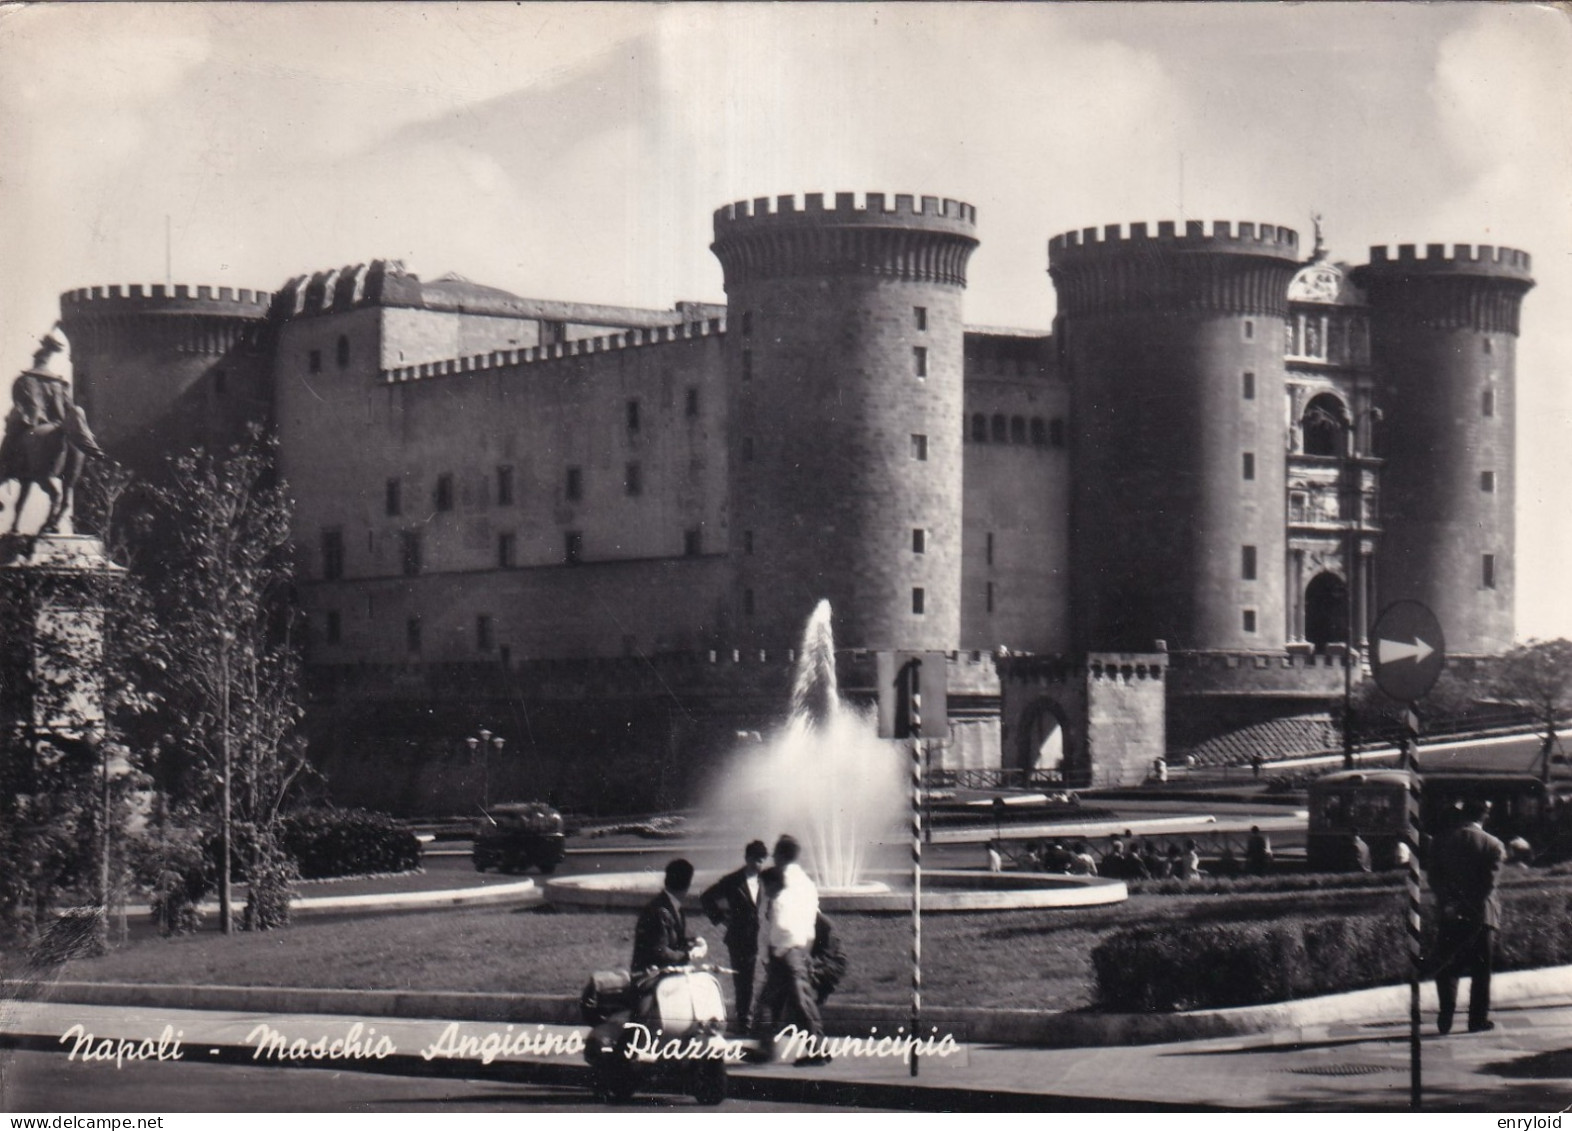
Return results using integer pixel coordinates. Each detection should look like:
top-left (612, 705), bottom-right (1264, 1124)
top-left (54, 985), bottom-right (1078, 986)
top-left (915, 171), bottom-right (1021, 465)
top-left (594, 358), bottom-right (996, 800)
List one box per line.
top-left (544, 870), bottom-right (1127, 913)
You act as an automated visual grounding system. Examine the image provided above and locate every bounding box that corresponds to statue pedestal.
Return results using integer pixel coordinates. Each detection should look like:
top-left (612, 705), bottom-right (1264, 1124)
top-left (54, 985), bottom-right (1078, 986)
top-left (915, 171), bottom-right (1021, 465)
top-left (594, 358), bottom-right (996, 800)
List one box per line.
top-left (0, 534), bottom-right (123, 738)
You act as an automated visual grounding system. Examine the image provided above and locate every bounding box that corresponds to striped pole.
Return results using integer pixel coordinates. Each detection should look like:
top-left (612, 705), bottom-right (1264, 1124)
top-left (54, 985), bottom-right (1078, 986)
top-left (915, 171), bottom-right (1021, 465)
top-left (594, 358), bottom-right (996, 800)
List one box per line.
top-left (1404, 716), bottom-right (1424, 1110)
top-left (910, 661), bottom-right (923, 1078)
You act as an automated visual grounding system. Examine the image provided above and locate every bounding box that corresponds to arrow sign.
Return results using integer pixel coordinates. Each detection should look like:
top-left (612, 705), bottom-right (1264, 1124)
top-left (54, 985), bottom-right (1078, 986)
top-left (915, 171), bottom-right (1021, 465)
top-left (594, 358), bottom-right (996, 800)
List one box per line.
top-left (1378, 636), bottom-right (1436, 666)
top-left (1369, 601), bottom-right (1446, 703)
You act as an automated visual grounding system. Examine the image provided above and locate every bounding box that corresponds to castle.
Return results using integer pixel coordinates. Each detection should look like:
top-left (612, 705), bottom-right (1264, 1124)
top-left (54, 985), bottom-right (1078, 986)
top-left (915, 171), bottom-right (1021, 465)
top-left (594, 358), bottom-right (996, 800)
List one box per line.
top-left (53, 192), bottom-right (1535, 812)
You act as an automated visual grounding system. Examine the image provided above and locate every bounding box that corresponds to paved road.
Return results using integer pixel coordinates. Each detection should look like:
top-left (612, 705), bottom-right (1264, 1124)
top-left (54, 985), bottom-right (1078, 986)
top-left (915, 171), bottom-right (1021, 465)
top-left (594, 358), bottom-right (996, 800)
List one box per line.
top-left (0, 1048), bottom-right (864, 1113)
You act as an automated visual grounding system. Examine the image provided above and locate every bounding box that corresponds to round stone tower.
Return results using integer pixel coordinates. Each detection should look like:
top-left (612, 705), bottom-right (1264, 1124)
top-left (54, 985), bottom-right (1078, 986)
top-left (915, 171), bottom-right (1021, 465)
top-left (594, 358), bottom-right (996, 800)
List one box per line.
top-left (59, 283), bottom-right (273, 468)
top-left (1351, 243), bottom-right (1533, 655)
top-left (711, 192), bottom-right (978, 652)
top-left (1049, 220), bottom-right (1303, 654)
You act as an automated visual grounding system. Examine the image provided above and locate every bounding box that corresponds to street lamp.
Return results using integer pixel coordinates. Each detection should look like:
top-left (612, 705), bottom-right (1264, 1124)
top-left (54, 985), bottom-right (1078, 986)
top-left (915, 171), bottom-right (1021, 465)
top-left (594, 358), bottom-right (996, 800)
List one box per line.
top-left (468, 728), bottom-right (505, 809)
top-left (1341, 406), bottom-right (1383, 769)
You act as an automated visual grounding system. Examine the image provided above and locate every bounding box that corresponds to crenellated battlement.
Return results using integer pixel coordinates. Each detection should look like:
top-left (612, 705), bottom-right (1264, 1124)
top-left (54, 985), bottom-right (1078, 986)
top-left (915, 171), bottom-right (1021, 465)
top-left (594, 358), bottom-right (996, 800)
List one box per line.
top-left (60, 283), bottom-right (273, 315)
top-left (1049, 219), bottom-right (1299, 264)
top-left (378, 316), bottom-right (726, 384)
top-left (1361, 242), bottom-right (1532, 279)
top-left (713, 191), bottom-right (976, 233)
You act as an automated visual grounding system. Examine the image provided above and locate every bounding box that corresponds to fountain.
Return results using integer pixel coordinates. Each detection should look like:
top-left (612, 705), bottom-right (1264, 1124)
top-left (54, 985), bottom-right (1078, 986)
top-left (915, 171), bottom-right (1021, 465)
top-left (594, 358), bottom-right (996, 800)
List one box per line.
top-left (544, 602), bottom-right (1128, 912)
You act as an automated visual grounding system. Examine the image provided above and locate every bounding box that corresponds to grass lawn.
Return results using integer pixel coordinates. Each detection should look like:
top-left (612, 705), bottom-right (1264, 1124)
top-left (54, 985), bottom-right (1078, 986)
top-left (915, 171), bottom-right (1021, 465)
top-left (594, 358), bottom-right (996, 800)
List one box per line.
top-left (56, 885), bottom-right (1417, 1012)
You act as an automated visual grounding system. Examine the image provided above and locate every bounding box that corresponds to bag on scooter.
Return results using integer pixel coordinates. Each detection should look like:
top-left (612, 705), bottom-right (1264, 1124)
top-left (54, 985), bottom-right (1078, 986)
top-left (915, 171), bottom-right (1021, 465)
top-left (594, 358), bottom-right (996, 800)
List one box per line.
top-left (580, 968), bottom-right (635, 1023)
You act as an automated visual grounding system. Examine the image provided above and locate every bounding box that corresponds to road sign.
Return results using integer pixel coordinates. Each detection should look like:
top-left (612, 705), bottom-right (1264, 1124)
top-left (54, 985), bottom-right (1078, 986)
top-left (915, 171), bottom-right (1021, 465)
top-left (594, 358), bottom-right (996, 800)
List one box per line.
top-left (1369, 600), bottom-right (1446, 702)
top-left (876, 651), bottom-right (949, 739)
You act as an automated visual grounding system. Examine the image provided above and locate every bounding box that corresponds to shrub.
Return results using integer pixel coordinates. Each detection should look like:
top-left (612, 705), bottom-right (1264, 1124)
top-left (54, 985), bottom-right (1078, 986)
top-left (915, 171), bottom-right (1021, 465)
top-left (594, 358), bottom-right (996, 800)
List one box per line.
top-left (129, 819), bottom-right (210, 937)
top-left (1092, 882), bottom-right (1572, 1012)
top-left (281, 807), bottom-right (422, 880)
top-left (242, 831), bottom-right (299, 930)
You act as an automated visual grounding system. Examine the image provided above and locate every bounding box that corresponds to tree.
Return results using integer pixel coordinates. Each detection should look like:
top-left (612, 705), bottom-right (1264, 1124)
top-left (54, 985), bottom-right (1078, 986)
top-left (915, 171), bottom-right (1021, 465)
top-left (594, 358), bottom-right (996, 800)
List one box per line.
top-left (144, 430), bottom-right (307, 932)
top-left (1486, 639), bottom-right (1572, 783)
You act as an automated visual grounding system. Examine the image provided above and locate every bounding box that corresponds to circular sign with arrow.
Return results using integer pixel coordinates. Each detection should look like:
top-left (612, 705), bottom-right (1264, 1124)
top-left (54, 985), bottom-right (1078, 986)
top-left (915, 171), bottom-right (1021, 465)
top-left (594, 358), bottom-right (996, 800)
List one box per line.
top-left (1369, 600), bottom-right (1446, 703)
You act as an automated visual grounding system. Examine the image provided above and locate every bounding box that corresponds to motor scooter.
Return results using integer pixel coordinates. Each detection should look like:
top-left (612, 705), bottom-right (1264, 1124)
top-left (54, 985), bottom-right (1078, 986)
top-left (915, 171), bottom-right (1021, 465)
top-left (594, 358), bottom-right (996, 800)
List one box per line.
top-left (580, 959), bottom-right (739, 1105)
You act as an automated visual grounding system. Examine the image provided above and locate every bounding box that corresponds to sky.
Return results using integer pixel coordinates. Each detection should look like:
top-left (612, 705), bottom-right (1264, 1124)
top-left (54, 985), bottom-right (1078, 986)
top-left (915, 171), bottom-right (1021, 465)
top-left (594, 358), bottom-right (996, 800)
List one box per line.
top-left (1, 1), bottom-right (1568, 639)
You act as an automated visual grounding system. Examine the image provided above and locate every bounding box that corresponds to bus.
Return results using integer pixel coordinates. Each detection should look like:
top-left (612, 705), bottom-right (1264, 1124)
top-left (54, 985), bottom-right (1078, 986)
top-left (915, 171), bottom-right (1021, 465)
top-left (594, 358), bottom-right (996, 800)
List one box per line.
top-left (1306, 768), bottom-right (1572, 871)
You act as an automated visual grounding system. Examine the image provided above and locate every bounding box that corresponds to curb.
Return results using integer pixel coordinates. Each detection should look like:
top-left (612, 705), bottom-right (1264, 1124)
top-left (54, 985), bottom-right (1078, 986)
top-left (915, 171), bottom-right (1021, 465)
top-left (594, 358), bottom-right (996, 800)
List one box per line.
top-left (23, 964), bottom-right (1572, 1049)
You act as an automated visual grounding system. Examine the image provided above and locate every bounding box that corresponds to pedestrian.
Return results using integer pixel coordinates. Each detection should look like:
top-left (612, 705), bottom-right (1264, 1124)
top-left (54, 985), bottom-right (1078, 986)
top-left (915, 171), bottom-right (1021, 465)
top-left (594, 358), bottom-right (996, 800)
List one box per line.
top-left (986, 841), bottom-right (1003, 873)
top-left (1101, 839), bottom-right (1131, 879)
top-left (1182, 838), bottom-right (1202, 880)
top-left (1428, 799), bottom-right (1507, 1035)
top-left (1251, 752), bottom-right (1264, 779)
top-left (1069, 840), bottom-right (1098, 876)
top-left (700, 839), bottom-right (769, 1033)
top-left (1346, 830), bottom-right (1372, 873)
top-left (1246, 826), bottom-right (1273, 875)
top-left (758, 835), bottom-right (830, 1065)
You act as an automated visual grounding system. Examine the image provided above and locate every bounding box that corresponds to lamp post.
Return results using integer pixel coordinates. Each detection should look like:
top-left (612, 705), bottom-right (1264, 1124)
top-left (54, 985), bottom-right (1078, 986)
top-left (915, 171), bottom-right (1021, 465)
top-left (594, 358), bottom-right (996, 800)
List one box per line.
top-left (467, 728), bottom-right (506, 809)
top-left (1341, 406), bottom-right (1383, 769)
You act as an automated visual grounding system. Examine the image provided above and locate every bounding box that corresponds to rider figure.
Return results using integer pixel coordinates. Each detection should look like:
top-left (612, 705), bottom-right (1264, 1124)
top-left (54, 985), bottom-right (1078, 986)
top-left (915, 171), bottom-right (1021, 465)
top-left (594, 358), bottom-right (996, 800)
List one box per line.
top-left (1, 331), bottom-right (105, 472)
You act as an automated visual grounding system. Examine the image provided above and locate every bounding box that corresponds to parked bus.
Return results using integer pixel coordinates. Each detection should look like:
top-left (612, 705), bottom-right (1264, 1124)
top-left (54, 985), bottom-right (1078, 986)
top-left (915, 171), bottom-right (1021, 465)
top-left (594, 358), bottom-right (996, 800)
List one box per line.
top-left (1307, 768), bottom-right (1572, 871)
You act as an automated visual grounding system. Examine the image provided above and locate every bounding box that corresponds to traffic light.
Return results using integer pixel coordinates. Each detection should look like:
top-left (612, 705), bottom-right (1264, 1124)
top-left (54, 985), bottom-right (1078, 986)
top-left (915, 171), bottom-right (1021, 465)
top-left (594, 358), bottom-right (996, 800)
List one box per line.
top-left (876, 651), bottom-right (948, 739)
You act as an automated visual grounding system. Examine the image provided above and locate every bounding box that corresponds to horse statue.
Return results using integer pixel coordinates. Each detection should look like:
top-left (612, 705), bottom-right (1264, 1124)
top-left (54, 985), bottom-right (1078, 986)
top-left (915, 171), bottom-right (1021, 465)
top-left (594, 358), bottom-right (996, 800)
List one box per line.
top-left (0, 330), bottom-right (104, 536)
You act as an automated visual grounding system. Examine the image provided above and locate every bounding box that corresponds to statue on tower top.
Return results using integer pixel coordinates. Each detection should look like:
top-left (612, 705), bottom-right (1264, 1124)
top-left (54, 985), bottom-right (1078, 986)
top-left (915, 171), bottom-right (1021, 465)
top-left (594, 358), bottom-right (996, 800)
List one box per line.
top-left (1310, 211), bottom-right (1328, 263)
top-left (0, 327), bottom-right (105, 535)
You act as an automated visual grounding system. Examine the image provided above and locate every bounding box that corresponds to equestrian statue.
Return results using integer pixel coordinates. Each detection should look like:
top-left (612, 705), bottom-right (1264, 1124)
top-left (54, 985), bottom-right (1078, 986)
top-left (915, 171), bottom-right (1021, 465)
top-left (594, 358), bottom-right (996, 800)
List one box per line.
top-left (0, 329), bottom-right (105, 535)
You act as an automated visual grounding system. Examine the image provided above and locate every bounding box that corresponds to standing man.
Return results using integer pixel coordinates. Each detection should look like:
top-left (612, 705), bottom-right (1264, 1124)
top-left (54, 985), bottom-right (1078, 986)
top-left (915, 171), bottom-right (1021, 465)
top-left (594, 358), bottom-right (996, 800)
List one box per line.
top-left (631, 858), bottom-right (706, 973)
top-left (701, 839), bottom-right (769, 1032)
top-left (1428, 799), bottom-right (1507, 1035)
top-left (759, 834), bottom-right (829, 1065)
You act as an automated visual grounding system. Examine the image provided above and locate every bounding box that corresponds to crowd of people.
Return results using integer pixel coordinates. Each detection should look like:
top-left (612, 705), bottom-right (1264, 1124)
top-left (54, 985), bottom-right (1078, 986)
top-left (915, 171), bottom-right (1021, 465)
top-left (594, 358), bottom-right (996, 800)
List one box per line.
top-left (631, 834), bottom-right (845, 1067)
top-left (998, 825), bottom-right (1279, 881)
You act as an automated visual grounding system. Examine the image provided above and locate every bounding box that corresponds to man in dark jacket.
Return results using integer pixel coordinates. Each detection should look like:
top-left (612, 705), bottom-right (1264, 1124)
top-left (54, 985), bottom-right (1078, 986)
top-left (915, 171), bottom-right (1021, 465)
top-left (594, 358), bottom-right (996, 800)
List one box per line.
top-left (700, 840), bottom-right (768, 1030)
top-left (631, 858), bottom-right (703, 972)
top-left (1428, 799), bottom-right (1508, 1034)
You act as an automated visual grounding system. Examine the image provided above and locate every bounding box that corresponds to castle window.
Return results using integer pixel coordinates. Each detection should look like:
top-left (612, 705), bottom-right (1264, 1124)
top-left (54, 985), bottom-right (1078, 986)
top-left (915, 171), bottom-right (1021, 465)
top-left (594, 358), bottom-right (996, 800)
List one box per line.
top-left (986, 581), bottom-right (995, 614)
top-left (910, 434), bottom-right (928, 461)
top-left (385, 478), bottom-right (401, 516)
top-left (911, 587), bottom-right (925, 615)
top-left (1010, 416), bottom-right (1027, 444)
top-left (913, 346), bottom-right (927, 378)
top-left (1242, 452), bottom-right (1255, 480)
top-left (1483, 337), bottom-right (1493, 356)
top-left (914, 306), bottom-right (927, 331)
top-left (498, 532), bottom-right (515, 569)
top-left (986, 532), bottom-right (995, 566)
top-left (684, 528), bottom-right (701, 556)
top-left (912, 528), bottom-right (926, 554)
top-left (742, 437), bottom-right (754, 461)
top-left (1030, 417), bottom-right (1046, 446)
top-left (1482, 388), bottom-right (1496, 417)
top-left (1480, 470), bottom-right (1495, 493)
top-left (744, 588), bottom-right (755, 616)
top-left (1243, 371), bottom-right (1256, 400)
top-left (542, 320), bottom-right (567, 345)
top-left (435, 473), bottom-right (454, 512)
top-left (625, 462), bottom-right (642, 496)
top-left (476, 615), bottom-right (493, 653)
top-left (401, 531), bottom-right (422, 576)
top-left (308, 349), bottom-right (322, 374)
top-left (1243, 609), bottom-right (1258, 633)
top-left (406, 617), bottom-right (422, 653)
top-left (991, 414), bottom-right (1007, 443)
top-left (1244, 319), bottom-right (1255, 341)
top-left (566, 466), bottom-right (583, 502)
top-left (686, 387), bottom-right (700, 418)
top-left (1242, 545), bottom-right (1257, 581)
top-left (1482, 554), bottom-right (1497, 589)
top-left (336, 334), bottom-right (350, 368)
top-left (565, 531), bottom-right (583, 564)
top-left (320, 529), bottom-right (344, 581)
top-left (971, 413), bottom-right (987, 443)
top-left (1301, 394), bottom-right (1347, 456)
top-left (325, 610), bottom-right (341, 646)
top-left (496, 465), bottom-right (514, 506)
top-left (743, 530), bottom-right (754, 555)
top-left (742, 310), bottom-right (753, 336)
top-left (626, 399), bottom-right (640, 432)
top-left (1049, 418), bottom-right (1066, 448)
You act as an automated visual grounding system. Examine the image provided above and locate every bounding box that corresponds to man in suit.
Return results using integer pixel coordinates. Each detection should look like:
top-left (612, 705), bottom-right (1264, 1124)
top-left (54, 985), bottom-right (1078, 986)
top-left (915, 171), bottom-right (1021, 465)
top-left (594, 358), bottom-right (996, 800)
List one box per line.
top-left (1428, 799), bottom-right (1508, 1034)
top-left (631, 858), bottom-right (705, 972)
top-left (700, 840), bottom-right (769, 1031)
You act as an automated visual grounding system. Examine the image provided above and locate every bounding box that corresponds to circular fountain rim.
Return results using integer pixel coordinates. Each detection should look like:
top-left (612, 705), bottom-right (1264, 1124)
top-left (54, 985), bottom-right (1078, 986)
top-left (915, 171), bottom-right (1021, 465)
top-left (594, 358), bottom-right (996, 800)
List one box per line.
top-left (543, 869), bottom-right (1128, 913)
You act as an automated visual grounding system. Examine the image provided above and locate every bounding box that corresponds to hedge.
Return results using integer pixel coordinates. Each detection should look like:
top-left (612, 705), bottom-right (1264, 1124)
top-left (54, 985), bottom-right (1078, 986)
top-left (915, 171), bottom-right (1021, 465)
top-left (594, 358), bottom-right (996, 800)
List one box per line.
top-left (1092, 884), bottom-right (1572, 1012)
top-left (281, 807), bottom-right (422, 880)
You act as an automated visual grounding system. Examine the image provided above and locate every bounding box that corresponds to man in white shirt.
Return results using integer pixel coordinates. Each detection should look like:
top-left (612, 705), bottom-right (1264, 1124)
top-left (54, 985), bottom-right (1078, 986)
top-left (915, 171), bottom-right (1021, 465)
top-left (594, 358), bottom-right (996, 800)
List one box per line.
top-left (758, 834), bottom-right (829, 1065)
